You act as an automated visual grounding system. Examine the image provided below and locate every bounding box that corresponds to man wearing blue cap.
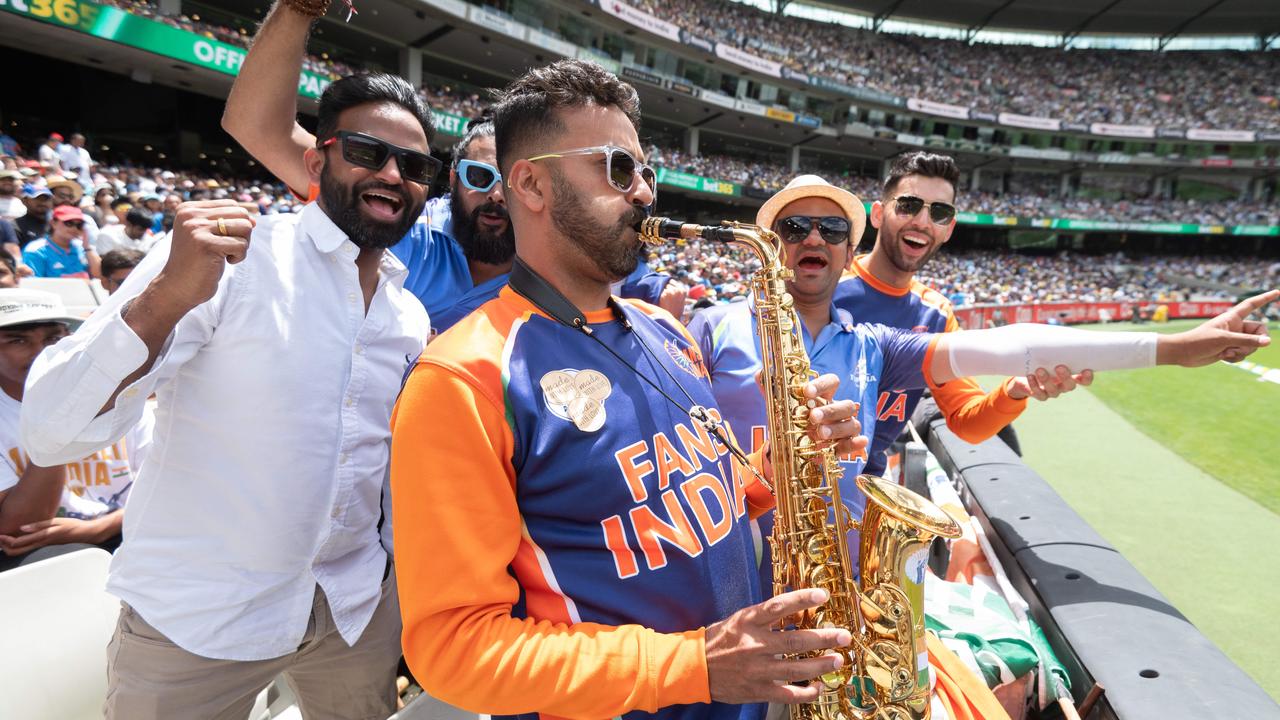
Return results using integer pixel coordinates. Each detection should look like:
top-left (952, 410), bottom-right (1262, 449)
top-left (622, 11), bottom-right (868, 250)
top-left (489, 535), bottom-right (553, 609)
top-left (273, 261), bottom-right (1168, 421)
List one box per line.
top-left (15, 185), bottom-right (51, 248)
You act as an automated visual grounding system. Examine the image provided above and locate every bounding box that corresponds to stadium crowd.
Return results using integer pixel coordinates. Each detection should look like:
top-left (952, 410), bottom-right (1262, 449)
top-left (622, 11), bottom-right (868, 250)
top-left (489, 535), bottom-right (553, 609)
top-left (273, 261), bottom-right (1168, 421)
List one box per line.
top-left (635, 0), bottom-right (1280, 132)
top-left (1, 129), bottom-right (1274, 303)
top-left (912, 251), bottom-right (1279, 306)
top-left (86, 0), bottom-right (1280, 133)
top-left (646, 147), bottom-right (1278, 226)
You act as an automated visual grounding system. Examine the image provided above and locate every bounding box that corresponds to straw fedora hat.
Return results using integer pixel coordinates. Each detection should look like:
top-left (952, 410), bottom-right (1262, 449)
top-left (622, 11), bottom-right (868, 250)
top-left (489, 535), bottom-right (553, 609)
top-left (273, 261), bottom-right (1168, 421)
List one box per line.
top-left (756, 175), bottom-right (867, 242)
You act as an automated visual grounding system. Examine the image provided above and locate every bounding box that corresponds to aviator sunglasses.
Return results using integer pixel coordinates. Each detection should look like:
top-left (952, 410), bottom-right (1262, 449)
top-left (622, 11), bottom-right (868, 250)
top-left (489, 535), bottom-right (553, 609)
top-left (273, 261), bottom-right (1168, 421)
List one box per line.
top-left (775, 215), bottom-right (851, 245)
top-left (319, 131), bottom-right (443, 185)
top-left (526, 145), bottom-right (657, 201)
top-left (456, 159), bottom-right (502, 193)
top-left (889, 194), bottom-right (957, 226)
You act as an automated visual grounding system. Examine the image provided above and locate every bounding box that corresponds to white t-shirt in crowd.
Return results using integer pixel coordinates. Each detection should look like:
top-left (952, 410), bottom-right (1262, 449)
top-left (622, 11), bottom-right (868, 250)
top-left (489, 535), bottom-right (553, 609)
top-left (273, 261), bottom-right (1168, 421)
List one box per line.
top-left (94, 224), bottom-right (154, 255)
top-left (37, 144), bottom-right (62, 170)
top-left (0, 392), bottom-right (153, 520)
top-left (59, 145), bottom-right (93, 187)
top-left (0, 196), bottom-right (24, 221)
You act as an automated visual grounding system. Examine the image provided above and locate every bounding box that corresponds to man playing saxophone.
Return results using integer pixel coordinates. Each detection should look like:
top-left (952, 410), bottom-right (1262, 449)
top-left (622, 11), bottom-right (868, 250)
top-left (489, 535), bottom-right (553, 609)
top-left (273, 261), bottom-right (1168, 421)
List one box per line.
top-left (391, 60), bottom-right (871, 720)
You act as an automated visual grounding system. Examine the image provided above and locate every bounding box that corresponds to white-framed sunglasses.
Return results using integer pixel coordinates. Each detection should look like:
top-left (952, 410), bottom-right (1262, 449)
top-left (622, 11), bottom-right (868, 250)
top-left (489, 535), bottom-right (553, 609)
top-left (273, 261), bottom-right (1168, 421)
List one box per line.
top-left (526, 145), bottom-right (657, 200)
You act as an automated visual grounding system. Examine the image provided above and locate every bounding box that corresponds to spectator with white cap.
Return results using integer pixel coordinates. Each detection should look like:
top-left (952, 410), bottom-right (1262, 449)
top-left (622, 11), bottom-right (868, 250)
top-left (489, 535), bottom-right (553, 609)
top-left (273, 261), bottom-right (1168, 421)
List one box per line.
top-left (0, 289), bottom-right (152, 572)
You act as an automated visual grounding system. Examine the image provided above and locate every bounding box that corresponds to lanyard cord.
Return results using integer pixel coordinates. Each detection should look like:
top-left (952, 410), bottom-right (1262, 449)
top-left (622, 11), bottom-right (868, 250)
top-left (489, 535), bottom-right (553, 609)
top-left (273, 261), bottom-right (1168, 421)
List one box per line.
top-left (508, 258), bottom-right (761, 478)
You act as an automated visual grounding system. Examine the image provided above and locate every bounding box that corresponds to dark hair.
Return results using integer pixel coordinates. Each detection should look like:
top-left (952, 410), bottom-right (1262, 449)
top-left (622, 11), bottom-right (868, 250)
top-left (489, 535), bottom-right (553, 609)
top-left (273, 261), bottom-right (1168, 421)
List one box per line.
top-left (882, 151), bottom-right (961, 199)
top-left (0, 248), bottom-right (15, 276)
top-left (101, 248), bottom-right (146, 277)
top-left (316, 73), bottom-right (436, 147)
top-left (492, 60), bottom-right (641, 177)
top-left (452, 117), bottom-right (496, 170)
top-left (125, 208), bottom-right (155, 229)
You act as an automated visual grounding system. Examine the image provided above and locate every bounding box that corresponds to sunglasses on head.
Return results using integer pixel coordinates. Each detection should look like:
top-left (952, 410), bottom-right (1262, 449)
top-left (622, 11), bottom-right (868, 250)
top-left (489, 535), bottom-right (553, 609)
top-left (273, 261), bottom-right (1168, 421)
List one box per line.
top-left (889, 194), bottom-right (957, 226)
top-left (319, 131), bottom-right (442, 186)
top-left (456, 159), bottom-right (501, 193)
top-left (526, 145), bottom-right (657, 201)
top-left (775, 215), bottom-right (851, 245)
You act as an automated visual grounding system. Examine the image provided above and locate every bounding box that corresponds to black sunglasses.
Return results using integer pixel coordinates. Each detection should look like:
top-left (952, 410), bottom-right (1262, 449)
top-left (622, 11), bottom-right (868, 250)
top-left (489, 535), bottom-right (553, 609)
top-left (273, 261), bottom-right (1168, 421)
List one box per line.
top-left (320, 131), bottom-right (442, 186)
top-left (61, 220), bottom-right (85, 229)
top-left (775, 215), bottom-right (851, 245)
top-left (890, 194), bottom-right (957, 226)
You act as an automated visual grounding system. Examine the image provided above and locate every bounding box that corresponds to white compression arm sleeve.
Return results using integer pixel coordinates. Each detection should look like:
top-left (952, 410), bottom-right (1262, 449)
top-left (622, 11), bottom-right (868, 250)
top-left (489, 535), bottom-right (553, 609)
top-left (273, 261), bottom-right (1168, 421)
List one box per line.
top-left (946, 323), bottom-right (1158, 379)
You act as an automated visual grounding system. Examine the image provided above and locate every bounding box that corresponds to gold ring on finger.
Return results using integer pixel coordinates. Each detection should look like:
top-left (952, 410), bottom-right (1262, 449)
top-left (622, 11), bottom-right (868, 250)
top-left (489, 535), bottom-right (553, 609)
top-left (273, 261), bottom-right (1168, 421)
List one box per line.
top-left (217, 218), bottom-right (228, 236)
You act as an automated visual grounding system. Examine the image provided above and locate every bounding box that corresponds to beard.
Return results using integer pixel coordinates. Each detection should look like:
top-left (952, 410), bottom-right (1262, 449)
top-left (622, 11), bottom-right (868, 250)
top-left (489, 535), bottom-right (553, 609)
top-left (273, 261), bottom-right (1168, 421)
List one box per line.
top-left (548, 170), bottom-right (647, 281)
top-left (319, 162), bottom-right (425, 251)
top-left (449, 190), bottom-right (515, 265)
top-left (882, 227), bottom-right (943, 274)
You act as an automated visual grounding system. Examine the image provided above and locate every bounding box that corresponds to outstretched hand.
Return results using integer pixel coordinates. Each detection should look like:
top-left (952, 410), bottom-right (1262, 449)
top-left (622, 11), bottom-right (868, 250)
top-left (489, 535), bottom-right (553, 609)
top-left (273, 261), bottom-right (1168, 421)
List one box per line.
top-left (1158, 290), bottom-right (1277, 367)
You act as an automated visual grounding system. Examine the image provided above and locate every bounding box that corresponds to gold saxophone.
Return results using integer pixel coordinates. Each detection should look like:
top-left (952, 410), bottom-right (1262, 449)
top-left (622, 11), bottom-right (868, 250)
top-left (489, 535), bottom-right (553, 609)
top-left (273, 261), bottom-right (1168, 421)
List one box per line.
top-left (639, 217), bottom-right (961, 720)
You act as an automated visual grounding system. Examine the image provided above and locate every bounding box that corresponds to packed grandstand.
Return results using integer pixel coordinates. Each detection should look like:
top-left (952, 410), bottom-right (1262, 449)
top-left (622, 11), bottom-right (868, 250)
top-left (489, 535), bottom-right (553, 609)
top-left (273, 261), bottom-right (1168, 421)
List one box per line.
top-left (2, 0), bottom-right (1275, 232)
top-left (2, 146), bottom-right (1275, 308)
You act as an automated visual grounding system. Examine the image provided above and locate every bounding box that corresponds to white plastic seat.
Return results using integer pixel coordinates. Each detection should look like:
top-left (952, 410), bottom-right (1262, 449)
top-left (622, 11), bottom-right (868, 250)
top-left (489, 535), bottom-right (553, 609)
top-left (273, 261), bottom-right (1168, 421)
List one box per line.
top-left (19, 277), bottom-right (102, 318)
top-left (0, 548), bottom-right (117, 720)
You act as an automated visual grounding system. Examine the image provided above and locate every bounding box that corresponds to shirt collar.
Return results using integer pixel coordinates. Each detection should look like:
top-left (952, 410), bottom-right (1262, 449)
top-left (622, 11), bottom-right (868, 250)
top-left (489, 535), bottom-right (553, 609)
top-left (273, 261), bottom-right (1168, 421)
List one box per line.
top-left (748, 296), bottom-right (854, 334)
top-left (301, 201), bottom-right (349, 255)
top-left (300, 202), bottom-right (409, 282)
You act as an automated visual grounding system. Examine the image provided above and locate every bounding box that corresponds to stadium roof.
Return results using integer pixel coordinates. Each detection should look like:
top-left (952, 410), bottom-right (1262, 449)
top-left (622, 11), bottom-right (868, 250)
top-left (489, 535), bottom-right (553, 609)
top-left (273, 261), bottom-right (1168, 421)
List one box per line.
top-left (810, 0), bottom-right (1280, 41)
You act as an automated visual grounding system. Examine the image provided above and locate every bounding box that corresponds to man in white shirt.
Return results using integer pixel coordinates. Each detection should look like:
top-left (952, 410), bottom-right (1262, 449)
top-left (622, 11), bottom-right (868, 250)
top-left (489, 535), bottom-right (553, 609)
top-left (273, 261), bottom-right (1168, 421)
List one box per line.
top-left (36, 133), bottom-right (63, 172)
top-left (94, 207), bottom-right (155, 255)
top-left (22, 72), bottom-right (436, 719)
top-left (0, 170), bottom-right (25, 220)
top-left (58, 133), bottom-right (94, 188)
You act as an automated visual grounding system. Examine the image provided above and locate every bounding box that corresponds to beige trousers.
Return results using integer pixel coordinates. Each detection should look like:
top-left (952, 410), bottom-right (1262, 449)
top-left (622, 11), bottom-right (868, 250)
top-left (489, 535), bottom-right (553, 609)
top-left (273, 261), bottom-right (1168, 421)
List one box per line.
top-left (104, 571), bottom-right (402, 720)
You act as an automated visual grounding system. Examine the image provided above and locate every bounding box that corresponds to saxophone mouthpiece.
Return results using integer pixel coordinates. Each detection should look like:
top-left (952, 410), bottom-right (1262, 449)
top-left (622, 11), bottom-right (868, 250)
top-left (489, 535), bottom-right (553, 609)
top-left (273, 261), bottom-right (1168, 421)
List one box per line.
top-left (637, 217), bottom-right (688, 246)
top-left (639, 217), bottom-right (738, 245)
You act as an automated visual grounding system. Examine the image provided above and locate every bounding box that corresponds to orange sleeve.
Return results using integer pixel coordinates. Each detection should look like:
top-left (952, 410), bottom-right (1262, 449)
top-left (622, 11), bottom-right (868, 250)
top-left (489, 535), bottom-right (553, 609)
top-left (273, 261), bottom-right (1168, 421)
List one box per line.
top-left (390, 359), bottom-right (711, 718)
top-left (928, 310), bottom-right (1026, 444)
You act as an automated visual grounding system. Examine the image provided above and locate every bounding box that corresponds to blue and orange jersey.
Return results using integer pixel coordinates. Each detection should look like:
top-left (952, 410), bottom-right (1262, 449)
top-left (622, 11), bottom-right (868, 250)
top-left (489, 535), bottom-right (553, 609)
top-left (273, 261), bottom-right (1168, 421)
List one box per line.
top-left (391, 287), bottom-right (773, 720)
top-left (834, 257), bottom-right (1025, 475)
top-left (687, 300), bottom-right (937, 581)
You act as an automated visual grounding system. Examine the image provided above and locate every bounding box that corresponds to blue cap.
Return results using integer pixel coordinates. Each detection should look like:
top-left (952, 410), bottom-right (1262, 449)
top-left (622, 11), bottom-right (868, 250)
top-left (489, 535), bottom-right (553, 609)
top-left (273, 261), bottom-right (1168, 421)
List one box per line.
top-left (22, 184), bottom-right (52, 199)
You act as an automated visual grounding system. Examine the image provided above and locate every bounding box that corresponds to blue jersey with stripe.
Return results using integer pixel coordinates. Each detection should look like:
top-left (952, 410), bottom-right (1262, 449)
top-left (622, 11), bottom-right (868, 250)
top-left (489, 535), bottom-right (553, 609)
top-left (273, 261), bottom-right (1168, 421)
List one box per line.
top-left (833, 259), bottom-right (955, 476)
top-left (494, 295), bottom-right (766, 720)
top-left (389, 195), bottom-right (473, 319)
top-left (687, 301), bottom-right (933, 582)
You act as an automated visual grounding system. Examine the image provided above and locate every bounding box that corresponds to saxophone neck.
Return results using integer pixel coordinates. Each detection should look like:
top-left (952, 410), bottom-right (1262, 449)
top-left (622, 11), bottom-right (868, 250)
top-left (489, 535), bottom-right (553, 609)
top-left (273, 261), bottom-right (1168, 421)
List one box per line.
top-left (638, 217), bottom-right (781, 268)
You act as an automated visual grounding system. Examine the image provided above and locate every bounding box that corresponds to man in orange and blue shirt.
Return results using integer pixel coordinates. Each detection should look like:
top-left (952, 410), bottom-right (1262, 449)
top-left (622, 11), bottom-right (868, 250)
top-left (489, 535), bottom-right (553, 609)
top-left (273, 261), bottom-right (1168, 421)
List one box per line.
top-left (391, 60), bottom-right (868, 720)
top-left (836, 151), bottom-right (1089, 476)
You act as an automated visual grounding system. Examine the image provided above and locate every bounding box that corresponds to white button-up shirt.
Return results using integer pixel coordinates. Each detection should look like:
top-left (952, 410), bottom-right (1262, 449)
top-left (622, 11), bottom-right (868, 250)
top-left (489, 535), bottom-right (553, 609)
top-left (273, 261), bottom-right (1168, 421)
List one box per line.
top-left (21, 202), bottom-right (430, 661)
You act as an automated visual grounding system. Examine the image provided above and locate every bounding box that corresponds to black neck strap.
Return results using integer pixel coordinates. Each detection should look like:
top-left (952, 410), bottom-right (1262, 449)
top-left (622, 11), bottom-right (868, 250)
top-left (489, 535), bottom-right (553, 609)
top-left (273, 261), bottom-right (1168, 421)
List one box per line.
top-left (508, 256), bottom-right (629, 334)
